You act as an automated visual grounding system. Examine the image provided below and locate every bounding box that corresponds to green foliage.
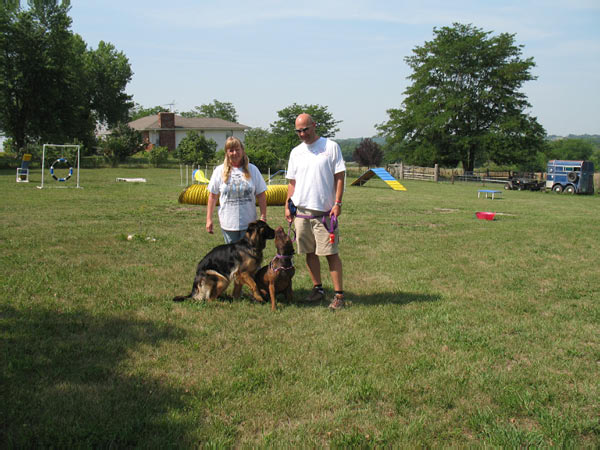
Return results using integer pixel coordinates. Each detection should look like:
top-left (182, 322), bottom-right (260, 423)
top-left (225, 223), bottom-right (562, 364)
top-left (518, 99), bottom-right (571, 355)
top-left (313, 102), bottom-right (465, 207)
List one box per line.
top-left (0, 1), bottom-right (132, 150)
top-left (101, 123), bottom-right (143, 166)
top-left (2, 137), bottom-right (16, 154)
top-left (246, 148), bottom-right (279, 172)
top-left (337, 138), bottom-right (360, 161)
top-left (244, 127), bottom-right (274, 153)
top-left (175, 131), bottom-right (217, 166)
top-left (378, 23), bottom-right (546, 171)
top-left (244, 127), bottom-right (282, 171)
top-left (128, 104), bottom-right (170, 122)
top-left (181, 99), bottom-right (238, 123)
top-left (546, 138), bottom-right (594, 161)
top-left (337, 137), bottom-right (386, 162)
top-left (352, 138), bottom-right (383, 167)
top-left (270, 103), bottom-right (341, 158)
top-left (383, 141), bottom-right (404, 164)
top-left (85, 41), bottom-right (133, 126)
top-left (148, 145), bottom-right (169, 167)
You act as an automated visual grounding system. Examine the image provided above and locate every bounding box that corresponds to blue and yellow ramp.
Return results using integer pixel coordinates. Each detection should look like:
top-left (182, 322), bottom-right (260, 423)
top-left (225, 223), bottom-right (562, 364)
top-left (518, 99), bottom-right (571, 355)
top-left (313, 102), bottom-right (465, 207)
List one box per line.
top-left (351, 167), bottom-right (406, 191)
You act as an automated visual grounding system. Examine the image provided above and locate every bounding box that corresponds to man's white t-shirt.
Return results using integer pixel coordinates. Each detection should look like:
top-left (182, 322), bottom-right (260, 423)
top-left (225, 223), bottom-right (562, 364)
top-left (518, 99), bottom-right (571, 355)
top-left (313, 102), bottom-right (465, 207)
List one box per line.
top-left (208, 164), bottom-right (267, 231)
top-left (286, 137), bottom-right (346, 212)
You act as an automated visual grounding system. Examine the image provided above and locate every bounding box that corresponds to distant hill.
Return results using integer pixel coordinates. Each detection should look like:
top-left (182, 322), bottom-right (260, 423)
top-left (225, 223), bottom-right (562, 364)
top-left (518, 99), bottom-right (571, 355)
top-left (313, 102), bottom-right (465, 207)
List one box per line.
top-left (337, 136), bottom-right (386, 146)
top-left (548, 134), bottom-right (600, 144)
top-left (336, 136), bottom-right (386, 161)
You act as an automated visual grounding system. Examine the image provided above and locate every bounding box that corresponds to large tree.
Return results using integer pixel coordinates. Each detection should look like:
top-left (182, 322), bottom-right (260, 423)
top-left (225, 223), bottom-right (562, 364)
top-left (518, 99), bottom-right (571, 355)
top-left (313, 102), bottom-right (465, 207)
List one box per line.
top-left (181, 99), bottom-right (238, 123)
top-left (85, 41), bottom-right (133, 126)
top-left (0, 0), bottom-right (132, 152)
top-left (378, 23), bottom-right (546, 172)
top-left (270, 103), bottom-right (341, 158)
top-left (128, 104), bottom-right (170, 121)
top-left (244, 127), bottom-right (280, 171)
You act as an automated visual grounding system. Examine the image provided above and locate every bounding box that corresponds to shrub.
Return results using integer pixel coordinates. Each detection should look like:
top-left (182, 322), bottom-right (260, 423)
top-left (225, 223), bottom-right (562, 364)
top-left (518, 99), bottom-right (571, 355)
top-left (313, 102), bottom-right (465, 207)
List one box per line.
top-left (174, 131), bottom-right (217, 166)
top-left (148, 146), bottom-right (169, 167)
top-left (353, 138), bottom-right (383, 168)
top-left (102, 123), bottom-right (144, 167)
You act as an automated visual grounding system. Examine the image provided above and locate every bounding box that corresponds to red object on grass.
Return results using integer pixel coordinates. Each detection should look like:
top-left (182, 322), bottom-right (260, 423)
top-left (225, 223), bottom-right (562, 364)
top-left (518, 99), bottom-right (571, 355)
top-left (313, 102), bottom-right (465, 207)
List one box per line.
top-left (476, 211), bottom-right (496, 220)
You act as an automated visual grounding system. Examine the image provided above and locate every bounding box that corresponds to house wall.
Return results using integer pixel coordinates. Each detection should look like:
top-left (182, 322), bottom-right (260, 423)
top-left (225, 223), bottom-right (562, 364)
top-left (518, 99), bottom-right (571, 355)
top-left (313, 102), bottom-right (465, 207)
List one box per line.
top-left (148, 129), bottom-right (246, 152)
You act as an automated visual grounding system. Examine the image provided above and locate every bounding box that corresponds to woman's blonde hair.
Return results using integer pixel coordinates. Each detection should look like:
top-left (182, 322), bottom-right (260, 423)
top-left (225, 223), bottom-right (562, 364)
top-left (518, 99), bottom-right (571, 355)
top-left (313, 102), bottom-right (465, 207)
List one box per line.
top-left (222, 136), bottom-right (250, 182)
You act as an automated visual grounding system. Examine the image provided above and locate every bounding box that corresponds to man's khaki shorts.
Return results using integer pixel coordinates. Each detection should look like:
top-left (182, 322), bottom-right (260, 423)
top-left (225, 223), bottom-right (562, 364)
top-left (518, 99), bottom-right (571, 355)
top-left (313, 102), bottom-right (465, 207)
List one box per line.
top-left (294, 207), bottom-right (339, 256)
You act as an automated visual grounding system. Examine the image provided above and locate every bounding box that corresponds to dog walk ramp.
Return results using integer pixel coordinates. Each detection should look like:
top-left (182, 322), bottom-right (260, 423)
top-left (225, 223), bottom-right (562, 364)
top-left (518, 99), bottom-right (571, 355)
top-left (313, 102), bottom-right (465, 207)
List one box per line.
top-left (351, 167), bottom-right (406, 191)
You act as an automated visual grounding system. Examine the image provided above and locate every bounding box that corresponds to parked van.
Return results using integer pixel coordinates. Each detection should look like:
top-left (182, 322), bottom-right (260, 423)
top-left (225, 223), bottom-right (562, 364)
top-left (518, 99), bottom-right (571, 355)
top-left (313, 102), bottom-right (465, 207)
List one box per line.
top-left (546, 160), bottom-right (595, 194)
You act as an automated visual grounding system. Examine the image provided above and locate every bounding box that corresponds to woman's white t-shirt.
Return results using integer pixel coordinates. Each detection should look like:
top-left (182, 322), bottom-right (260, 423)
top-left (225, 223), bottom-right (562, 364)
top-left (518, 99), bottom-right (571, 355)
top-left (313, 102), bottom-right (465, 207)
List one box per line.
top-left (208, 164), bottom-right (267, 231)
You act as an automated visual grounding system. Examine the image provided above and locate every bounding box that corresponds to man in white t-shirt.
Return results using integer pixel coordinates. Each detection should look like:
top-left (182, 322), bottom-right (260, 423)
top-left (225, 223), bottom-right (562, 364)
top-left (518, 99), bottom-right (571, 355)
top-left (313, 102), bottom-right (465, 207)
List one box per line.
top-left (285, 113), bottom-right (347, 310)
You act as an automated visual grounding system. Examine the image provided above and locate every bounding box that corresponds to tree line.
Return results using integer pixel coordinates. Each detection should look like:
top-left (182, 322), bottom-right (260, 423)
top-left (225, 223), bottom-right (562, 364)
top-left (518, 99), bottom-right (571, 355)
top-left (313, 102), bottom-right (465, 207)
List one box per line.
top-left (1, 3), bottom-right (598, 172)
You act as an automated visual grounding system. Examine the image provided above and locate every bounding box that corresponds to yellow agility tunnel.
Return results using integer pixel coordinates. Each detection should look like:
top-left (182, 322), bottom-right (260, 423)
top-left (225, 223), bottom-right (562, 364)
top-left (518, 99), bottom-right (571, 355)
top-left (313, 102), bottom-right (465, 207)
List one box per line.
top-left (178, 184), bottom-right (288, 206)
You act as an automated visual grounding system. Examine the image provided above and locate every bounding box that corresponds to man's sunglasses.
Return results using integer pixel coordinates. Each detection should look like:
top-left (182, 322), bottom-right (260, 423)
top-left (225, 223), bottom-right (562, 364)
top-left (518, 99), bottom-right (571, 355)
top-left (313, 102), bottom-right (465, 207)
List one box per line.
top-left (295, 127), bottom-right (310, 134)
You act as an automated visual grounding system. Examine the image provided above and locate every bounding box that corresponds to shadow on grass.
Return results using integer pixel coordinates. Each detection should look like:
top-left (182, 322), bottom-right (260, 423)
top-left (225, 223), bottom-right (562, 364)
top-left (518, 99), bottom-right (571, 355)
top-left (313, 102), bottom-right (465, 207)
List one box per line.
top-left (0, 305), bottom-right (191, 447)
top-left (279, 289), bottom-right (441, 308)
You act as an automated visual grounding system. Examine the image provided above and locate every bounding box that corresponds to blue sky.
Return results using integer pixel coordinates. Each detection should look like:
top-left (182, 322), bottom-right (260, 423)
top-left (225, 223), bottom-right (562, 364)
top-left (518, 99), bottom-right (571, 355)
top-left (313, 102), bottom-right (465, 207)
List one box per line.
top-left (68, 0), bottom-right (599, 139)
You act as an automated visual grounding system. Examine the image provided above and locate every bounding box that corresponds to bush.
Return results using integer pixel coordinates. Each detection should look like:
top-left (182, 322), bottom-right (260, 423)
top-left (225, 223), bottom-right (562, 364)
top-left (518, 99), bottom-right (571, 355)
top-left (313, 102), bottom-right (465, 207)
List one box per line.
top-left (148, 146), bottom-right (169, 167)
top-left (353, 138), bottom-right (383, 167)
top-left (102, 123), bottom-right (144, 167)
top-left (174, 131), bottom-right (217, 166)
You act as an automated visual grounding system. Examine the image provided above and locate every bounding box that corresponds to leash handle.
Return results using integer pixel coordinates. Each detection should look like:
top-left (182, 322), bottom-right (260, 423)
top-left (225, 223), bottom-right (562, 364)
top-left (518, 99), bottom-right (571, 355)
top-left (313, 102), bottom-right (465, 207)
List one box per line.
top-left (287, 221), bottom-right (296, 242)
top-left (327, 214), bottom-right (337, 244)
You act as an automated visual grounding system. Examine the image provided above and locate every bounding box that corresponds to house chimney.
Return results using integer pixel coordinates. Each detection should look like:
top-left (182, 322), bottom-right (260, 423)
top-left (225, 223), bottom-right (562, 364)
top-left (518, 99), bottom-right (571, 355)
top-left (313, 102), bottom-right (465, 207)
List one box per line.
top-left (158, 112), bottom-right (176, 150)
top-left (158, 112), bottom-right (175, 129)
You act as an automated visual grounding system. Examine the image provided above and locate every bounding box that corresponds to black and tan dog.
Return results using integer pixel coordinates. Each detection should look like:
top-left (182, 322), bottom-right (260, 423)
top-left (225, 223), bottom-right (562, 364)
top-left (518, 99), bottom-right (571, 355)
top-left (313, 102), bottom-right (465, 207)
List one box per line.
top-left (255, 226), bottom-right (295, 311)
top-left (173, 220), bottom-right (275, 303)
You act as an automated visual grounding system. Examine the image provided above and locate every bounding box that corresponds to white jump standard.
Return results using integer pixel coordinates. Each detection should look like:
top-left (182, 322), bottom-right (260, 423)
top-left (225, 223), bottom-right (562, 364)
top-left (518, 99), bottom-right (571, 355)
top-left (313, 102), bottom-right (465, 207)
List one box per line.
top-left (38, 144), bottom-right (81, 189)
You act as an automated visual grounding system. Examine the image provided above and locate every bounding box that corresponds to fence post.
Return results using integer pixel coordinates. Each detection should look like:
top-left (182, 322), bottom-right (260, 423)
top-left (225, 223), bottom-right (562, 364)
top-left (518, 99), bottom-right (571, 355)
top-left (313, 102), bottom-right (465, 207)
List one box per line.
top-left (434, 164), bottom-right (439, 183)
top-left (400, 162), bottom-right (404, 180)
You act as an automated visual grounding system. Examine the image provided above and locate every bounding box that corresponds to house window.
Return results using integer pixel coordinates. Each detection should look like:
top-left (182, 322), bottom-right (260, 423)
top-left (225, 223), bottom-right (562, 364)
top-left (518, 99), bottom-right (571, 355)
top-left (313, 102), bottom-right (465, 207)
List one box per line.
top-left (226, 131), bottom-right (233, 139)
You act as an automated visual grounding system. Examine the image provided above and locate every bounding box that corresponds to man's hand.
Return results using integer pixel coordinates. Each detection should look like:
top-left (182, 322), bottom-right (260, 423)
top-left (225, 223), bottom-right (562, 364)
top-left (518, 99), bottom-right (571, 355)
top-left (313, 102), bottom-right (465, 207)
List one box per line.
top-left (331, 204), bottom-right (341, 218)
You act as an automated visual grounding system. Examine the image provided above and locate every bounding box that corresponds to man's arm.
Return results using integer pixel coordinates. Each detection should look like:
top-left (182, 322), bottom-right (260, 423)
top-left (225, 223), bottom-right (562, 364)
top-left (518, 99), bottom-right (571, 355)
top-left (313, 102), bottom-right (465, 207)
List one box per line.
top-left (331, 171), bottom-right (345, 217)
top-left (285, 179), bottom-right (296, 223)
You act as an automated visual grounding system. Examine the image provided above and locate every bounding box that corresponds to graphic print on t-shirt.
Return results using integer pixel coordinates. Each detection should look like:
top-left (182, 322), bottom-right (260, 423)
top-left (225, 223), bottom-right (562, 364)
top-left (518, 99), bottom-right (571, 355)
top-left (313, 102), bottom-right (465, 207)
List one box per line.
top-left (222, 171), bottom-right (253, 206)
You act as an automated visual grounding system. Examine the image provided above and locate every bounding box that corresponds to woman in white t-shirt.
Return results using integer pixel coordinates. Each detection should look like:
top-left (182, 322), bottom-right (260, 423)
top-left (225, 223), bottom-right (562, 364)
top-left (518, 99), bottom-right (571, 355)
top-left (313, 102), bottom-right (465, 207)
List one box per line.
top-left (206, 137), bottom-right (267, 244)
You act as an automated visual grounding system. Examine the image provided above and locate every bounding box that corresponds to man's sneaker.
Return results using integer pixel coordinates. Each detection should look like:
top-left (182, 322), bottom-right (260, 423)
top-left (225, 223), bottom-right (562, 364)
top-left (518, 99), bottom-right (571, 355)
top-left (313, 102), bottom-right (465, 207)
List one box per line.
top-left (304, 286), bottom-right (324, 303)
top-left (328, 294), bottom-right (345, 310)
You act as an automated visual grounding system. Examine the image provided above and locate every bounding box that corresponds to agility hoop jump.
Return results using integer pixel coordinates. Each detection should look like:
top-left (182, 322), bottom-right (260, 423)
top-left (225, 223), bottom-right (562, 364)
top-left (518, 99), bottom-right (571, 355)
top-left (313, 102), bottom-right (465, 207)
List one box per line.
top-left (38, 144), bottom-right (81, 189)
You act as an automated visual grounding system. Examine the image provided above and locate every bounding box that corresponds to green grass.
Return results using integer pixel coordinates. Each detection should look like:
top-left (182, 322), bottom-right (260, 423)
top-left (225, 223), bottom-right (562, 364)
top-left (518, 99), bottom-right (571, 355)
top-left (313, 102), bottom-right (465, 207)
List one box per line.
top-left (1, 168), bottom-right (599, 447)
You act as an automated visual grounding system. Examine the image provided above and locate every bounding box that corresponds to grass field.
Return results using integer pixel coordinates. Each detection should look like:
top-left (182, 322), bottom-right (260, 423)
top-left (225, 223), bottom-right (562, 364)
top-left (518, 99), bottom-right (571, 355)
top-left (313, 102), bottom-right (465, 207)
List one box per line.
top-left (1, 167), bottom-right (599, 447)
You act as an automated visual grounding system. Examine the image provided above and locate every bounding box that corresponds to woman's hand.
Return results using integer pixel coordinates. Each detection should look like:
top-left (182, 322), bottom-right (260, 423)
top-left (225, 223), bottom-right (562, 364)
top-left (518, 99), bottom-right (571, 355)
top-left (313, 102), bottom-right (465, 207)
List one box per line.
top-left (206, 219), bottom-right (214, 234)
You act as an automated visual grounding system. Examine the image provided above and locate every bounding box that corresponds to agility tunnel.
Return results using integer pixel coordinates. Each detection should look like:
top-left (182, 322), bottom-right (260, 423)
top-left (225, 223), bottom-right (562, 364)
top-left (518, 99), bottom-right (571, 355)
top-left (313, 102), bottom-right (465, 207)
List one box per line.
top-left (351, 167), bottom-right (407, 191)
top-left (178, 184), bottom-right (288, 206)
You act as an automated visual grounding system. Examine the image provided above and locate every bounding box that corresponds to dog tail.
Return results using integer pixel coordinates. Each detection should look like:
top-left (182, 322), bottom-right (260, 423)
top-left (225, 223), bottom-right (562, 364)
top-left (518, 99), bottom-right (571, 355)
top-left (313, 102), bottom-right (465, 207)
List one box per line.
top-left (172, 292), bottom-right (192, 302)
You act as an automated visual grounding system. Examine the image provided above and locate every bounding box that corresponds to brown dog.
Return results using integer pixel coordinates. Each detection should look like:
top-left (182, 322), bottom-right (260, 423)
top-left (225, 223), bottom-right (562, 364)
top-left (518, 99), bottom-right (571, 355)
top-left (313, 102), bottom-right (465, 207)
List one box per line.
top-left (255, 226), bottom-right (295, 310)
